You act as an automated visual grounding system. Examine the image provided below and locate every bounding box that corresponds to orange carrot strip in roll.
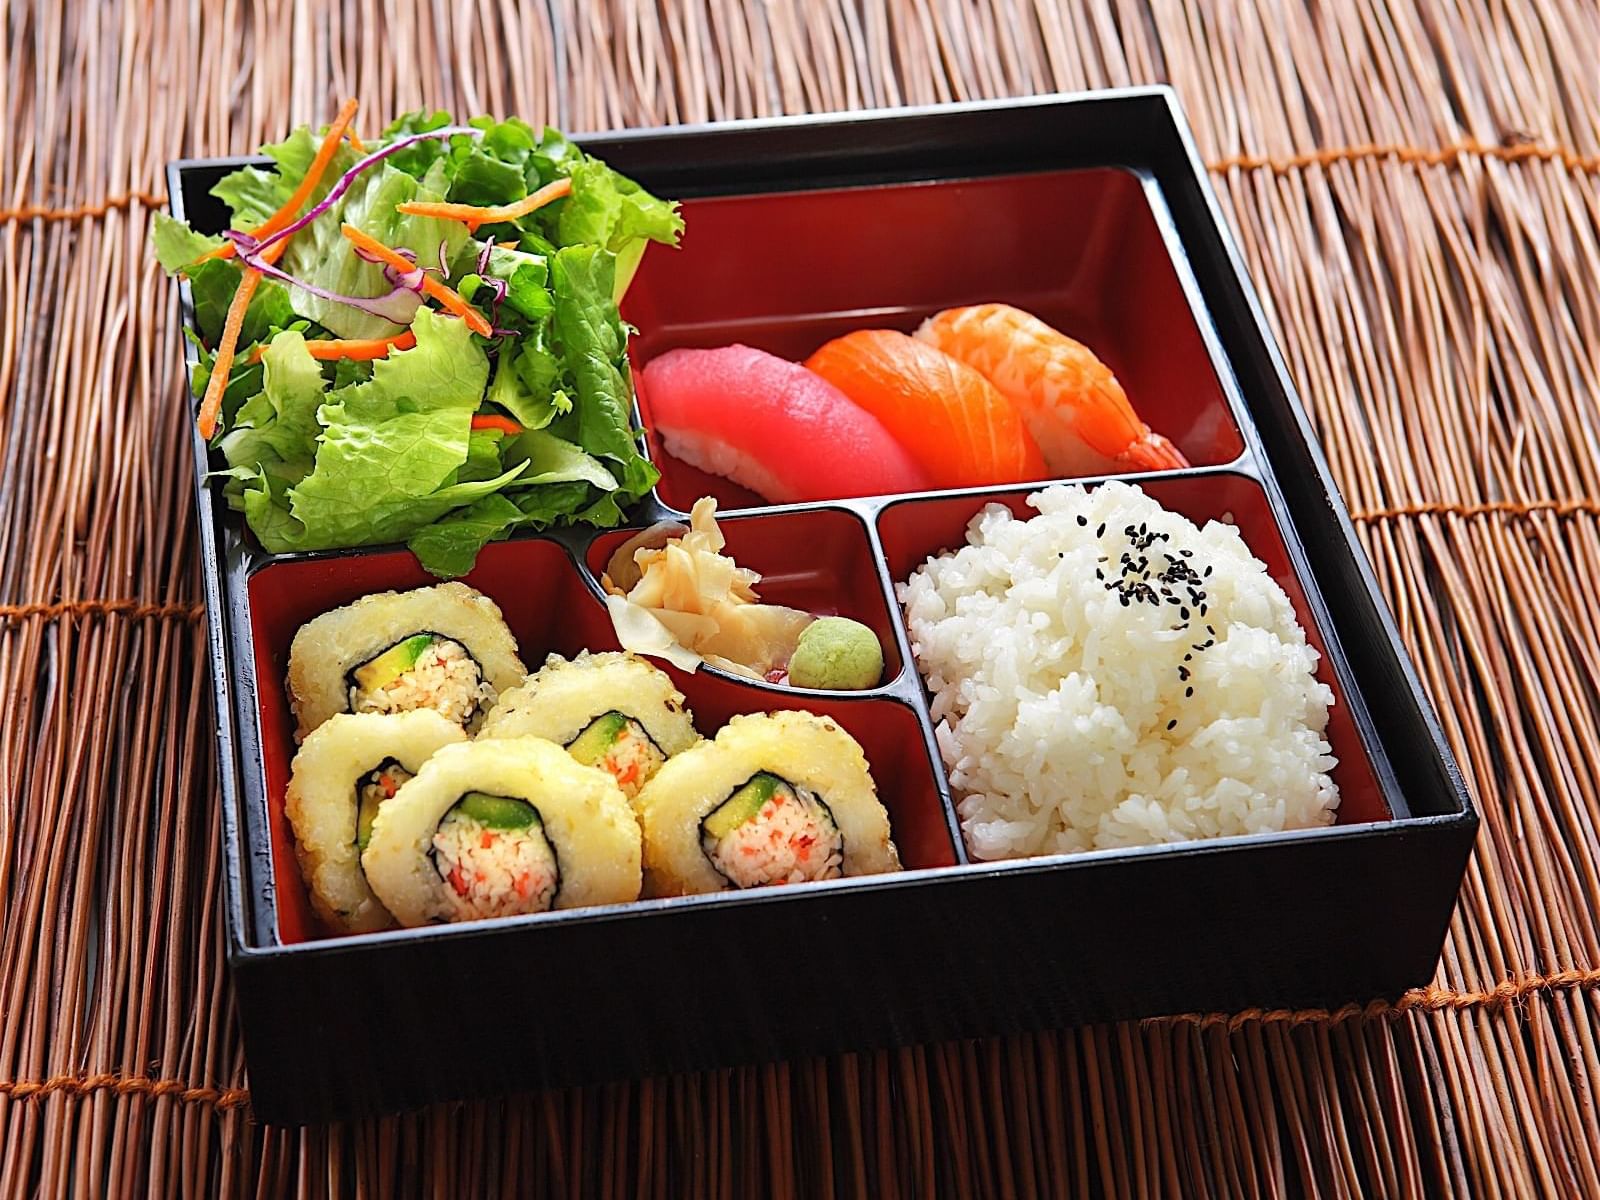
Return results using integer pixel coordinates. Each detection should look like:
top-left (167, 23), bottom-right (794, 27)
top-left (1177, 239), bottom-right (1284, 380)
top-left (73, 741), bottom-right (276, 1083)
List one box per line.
top-left (394, 177), bottom-right (572, 232)
top-left (339, 224), bottom-right (492, 336)
top-left (197, 97), bottom-right (361, 264)
top-left (246, 330), bottom-right (416, 365)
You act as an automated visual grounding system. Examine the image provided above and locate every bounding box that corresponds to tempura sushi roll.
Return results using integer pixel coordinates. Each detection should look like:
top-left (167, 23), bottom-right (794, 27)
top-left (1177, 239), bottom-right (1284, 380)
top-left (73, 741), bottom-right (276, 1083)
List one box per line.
top-left (287, 583), bottom-right (525, 739)
top-left (636, 711), bottom-right (901, 896)
top-left (362, 737), bottom-right (642, 926)
top-left (284, 710), bottom-right (468, 933)
top-left (479, 652), bottom-right (700, 799)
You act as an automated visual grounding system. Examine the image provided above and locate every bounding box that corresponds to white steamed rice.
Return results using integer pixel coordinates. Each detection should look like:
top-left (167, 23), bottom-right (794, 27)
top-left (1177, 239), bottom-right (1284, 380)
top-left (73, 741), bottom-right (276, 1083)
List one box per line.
top-left (898, 481), bottom-right (1339, 858)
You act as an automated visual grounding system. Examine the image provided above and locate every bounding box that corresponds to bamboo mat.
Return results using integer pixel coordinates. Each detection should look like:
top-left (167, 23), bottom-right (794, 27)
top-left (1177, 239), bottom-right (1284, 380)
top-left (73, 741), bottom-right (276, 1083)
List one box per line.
top-left (3, 0), bottom-right (1599, 1195)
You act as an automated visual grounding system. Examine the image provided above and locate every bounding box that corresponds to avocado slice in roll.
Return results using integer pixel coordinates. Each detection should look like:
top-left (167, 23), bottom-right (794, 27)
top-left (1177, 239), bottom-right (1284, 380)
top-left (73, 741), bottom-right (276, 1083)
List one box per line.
top-left (287, 583), bottom-right (526, 741)
top-left (635, 711), bottom-right (900, 897)
top-left (479, 651), bottom-right (700, 799)
top-left (284, 709), bottom-right (469, 933)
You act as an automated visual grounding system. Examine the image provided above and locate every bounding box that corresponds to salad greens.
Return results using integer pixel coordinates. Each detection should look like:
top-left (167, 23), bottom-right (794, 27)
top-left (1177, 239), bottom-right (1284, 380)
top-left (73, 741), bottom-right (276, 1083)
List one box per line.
top-left (154, 109), bottom-right (681, 576)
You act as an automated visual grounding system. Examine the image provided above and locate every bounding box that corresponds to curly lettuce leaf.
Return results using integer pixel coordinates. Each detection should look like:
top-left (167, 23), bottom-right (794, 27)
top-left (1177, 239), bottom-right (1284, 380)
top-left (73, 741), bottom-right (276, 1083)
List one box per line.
top-left (210, 126), bottom-right (352, 229)
top-left (322, 307), bottom-right (489, 424)
top-left (556, 158), bottom-right (684, 252)
top-left (506, 428), bottom-right (619, 490)
top-left (483, 244), bottom-right (554, 322)
top-left (152, 213), bottom-right (224, 271)
top-left (280, 159), bottom-right (469, 340)
top-left (152, 214), bottom-right (299, 346)
top-left (218, 331), bottom-right (327, 471)
top-left (549, 245), bottom-right (658, 501)
top-left (485, 345), bottom-right (568, 432)
top-left (380, 113), bottom-right (680, 262)
top-left (187, 260), bottom-right (299, 348)
top-left (404, 428), bottom-right (621, 576)
top-left (406, 494), bottom-right (526, 576)
top-left (228, 310), bottom-right (520, 554)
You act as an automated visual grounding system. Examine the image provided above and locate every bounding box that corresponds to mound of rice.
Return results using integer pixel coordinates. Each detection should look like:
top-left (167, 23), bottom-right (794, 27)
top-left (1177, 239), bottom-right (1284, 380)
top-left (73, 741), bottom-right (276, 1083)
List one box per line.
top-left (898, 481), bottom-right (1339, 858)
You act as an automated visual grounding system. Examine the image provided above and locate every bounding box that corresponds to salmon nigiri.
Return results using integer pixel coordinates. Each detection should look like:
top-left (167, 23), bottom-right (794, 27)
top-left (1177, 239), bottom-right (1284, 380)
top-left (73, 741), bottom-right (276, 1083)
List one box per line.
top-left (803, 330), bottom-right (1046, 490)
top-left (916, 304), bottom-right (1188, 476)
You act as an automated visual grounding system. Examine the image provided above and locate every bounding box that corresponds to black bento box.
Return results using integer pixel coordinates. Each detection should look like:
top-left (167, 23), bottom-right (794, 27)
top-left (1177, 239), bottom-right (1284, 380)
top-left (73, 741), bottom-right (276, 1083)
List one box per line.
top-left (169, 88), bottom-right (1476, 1125)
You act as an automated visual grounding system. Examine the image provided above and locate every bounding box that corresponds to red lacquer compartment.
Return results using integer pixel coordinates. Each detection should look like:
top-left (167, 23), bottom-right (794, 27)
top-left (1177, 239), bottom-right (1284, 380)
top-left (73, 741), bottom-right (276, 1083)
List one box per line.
top-left (246, 538), bottom-right (616, 945)
top-left (877, 474), bottom-right (1390, 832)
top-left (622, 168), bottom-right (1245, 513)
top-left (586, 506), bottom-right (905, 688)
top-left (246, 534), bottom-right (943, 945)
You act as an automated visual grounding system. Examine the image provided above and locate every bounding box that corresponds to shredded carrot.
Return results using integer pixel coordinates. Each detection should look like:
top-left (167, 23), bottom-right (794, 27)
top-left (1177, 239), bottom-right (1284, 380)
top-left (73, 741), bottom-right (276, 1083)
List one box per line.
top-left (470, 414), bottom-right (523, 436)
top-left (340, 224), bottom-right (492, 336)
top-left (345, 127), bottom-right (366, 153)
top-left (197, 98), bottom-right (361, 264)
top-left (246, 330), bottom-right (416, 365)
top-left (395, 177), bottom-right (573, 232)
top-left (196, 270), bottom-right (262, 440)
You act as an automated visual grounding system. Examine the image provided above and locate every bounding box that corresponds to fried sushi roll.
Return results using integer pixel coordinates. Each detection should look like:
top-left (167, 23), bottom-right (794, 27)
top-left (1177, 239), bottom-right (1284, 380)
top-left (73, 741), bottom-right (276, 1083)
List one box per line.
top-left (636, 711), bottom-right (901, 896)
top-left (287, 583), bottom-right (525, 740)
top-left (479, 652), bottom-right (700, 799)
top-left (284, 710), bottom-right (469, 933)
top-left (362, 737), bottom-right (642, 926)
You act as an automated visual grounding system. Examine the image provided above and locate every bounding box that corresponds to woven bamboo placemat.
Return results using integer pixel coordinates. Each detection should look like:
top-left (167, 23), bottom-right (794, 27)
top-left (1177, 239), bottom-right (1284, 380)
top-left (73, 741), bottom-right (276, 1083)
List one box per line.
top-left (3, 1), bottom-right (1598, 1195)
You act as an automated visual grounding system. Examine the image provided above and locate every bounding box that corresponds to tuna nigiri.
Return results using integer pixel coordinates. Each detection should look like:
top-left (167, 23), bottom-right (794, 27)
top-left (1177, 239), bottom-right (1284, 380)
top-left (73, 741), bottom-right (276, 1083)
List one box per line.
top-left (803, 330), bottom-right (1046, 490)
top-left (639, 345), bottom-right (930, 504)
top-left (916, 304), bottom-right (1188, 476)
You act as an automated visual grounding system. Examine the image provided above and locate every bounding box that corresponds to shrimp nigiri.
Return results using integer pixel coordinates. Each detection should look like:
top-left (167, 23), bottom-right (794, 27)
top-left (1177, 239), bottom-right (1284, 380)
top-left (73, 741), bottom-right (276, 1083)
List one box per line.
top-left (803, 330), bottom-right (1046, 490)
top-left (916, 304), bottom-right (1188, 476)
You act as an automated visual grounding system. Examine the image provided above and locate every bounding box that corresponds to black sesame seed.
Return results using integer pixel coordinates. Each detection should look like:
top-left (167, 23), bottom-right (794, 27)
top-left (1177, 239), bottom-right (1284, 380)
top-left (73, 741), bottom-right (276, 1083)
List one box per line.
top-left (1184, 653), bottom-right (1192, 662)
top-left (1204, 566), bottom-right (1213, 577)
top-left (1179, 607), bottom-right (1190, 620)
top-left (1120, 595), bottom-right (1129, 607)
top-left (1167, 719), bottom-right (1177, 731)
top-left (1185, 686), bottom-right (1194, 698)
top-left (1077, 515), bottom-right (1088, 527)
top-left (1178, 666), bottom-right (1190, 681)
top-left (1096, 523), bottom-right (1106, 537)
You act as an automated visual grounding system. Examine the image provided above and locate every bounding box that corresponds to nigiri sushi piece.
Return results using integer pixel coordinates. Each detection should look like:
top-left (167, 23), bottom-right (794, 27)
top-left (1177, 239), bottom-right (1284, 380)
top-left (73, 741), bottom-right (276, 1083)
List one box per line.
top-left (916, 304), bottom-right (1188, 476)
top-left (803, 330), bottom-right (1046, 490)
top-left (639, 345), bottom-right (931, 504)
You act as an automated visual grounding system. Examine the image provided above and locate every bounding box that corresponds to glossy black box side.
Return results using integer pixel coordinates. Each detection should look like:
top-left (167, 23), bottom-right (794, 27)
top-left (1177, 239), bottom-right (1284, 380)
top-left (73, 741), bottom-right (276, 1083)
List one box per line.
top-left (236, 816), bottom-right (1473, 1123)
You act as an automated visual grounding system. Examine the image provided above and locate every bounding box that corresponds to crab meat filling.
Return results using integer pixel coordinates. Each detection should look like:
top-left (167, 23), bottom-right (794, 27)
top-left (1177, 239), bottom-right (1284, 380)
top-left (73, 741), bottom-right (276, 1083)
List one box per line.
top-left (701, 773), bottom-right (844, 889)
top-left (348, 633), bottom-right (495, 727)
top-left (565, 711), bottom-right (668, 797)
top-left (355, 759), bottom-right (414, 853)
top-left (430, 793), bottom-right (559, 921)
